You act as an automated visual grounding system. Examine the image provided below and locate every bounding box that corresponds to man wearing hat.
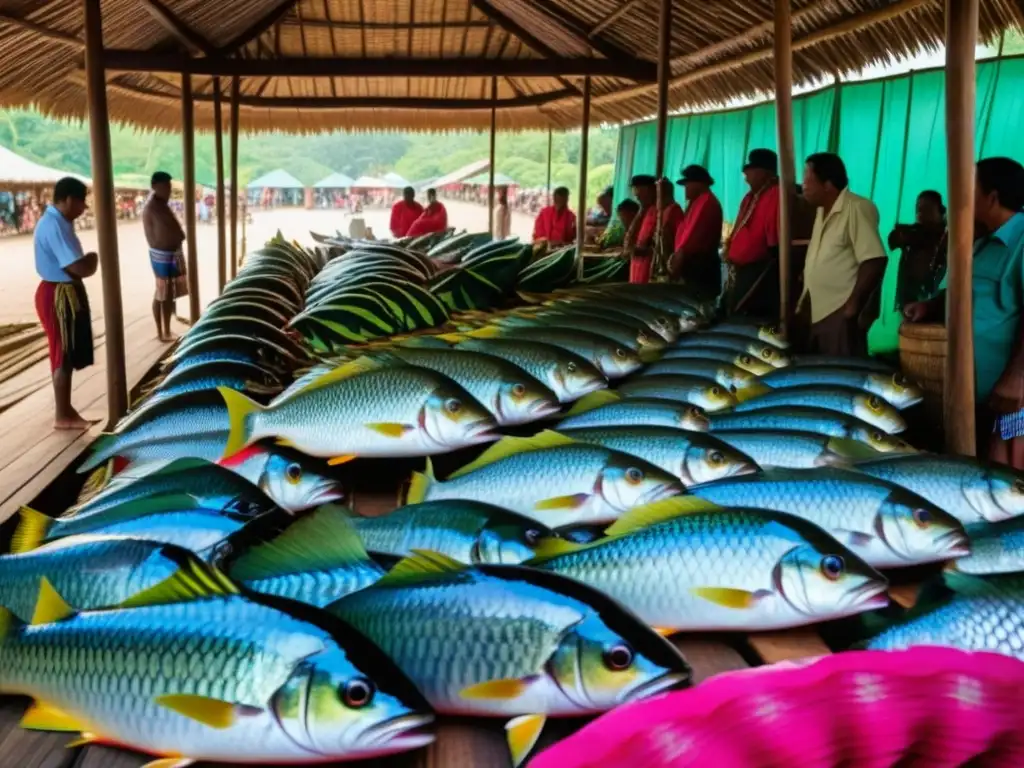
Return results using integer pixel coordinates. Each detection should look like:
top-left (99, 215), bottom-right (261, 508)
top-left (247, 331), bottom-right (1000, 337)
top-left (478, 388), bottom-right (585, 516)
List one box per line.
top-left (723, 148), bottom-right (781, 317)
top-left (671, 164), bottom-right (723, 296)
top-left (628, 175), bottom-right (684, 283)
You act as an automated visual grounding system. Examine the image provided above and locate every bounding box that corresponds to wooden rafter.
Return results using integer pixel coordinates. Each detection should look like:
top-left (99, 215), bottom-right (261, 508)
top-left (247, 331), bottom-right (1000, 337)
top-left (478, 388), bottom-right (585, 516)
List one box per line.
top-left (589, 0), bottom-right (647, 37)
top-left (0, 11), bottom-right (81, 46)
top-left (217, 0), bottom-right (300, 55)
top-left (530, 0), bottom-right (640, 62)
top-left (469, 0), bottom-right (561, 58)
top-left (281, 19), bottom-right (491, 31)
top-left (137, 0), bottom-right (215, 55)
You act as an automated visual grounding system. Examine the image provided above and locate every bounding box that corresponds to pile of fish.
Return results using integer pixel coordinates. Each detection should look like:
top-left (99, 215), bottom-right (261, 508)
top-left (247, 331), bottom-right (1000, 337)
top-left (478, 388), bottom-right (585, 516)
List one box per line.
top-left (7, 232), bottom-right (1024, 767)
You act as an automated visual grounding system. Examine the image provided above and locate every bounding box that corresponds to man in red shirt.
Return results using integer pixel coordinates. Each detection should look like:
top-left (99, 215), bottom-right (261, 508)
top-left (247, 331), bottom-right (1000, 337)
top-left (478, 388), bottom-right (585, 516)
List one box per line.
top-left (406, 188), bottom-right (448, 237)
top-left (533, 186), bottom-right (577, 246)
top-left (631, 176), bottom-right (685, 283)
top-left (724, 149), bottom-right (781, 317)
top-left (390, 186), bottom-right (423, 238)
top-left (671, 165), bottom-right (723, 298)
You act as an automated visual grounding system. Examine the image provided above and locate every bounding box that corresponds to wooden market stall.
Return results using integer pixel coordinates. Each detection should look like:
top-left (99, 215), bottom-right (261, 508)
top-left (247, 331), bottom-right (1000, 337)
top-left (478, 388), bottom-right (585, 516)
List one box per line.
top-left (0, 0), bottom-right (1016, 765)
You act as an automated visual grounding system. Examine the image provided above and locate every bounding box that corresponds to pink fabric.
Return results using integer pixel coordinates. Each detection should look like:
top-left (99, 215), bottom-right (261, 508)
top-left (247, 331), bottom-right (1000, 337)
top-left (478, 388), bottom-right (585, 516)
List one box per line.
top-left (529, 648), bottom-right (1024, 768)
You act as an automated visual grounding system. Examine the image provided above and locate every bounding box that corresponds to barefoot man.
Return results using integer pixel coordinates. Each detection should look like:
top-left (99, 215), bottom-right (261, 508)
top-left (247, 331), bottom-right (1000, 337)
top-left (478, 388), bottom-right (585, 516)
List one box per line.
top-left (143, 171), bottom-right (188, 341)
top-left (33, 177), bottom-right (97, 430)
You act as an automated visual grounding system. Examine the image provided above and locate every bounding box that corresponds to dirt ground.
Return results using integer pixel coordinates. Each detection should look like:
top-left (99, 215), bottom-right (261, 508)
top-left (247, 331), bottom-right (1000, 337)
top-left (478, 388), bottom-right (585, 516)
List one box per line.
top-left (0, 200), bottom-right (537, 326)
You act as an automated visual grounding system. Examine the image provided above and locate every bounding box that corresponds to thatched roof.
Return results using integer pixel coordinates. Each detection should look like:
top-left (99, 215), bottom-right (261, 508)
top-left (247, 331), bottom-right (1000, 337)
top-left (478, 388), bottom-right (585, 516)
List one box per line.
top-left (0, 1), bottom-right (1018, 133)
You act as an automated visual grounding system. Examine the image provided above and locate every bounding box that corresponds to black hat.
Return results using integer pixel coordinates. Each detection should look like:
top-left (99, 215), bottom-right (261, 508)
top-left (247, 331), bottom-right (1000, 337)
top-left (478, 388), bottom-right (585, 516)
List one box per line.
top-left (630, 174), bottom-right (657, 187)
top-left (676, 165), bottom-right (714, 186)
top-left (743, 148), bottom-right (778, 174)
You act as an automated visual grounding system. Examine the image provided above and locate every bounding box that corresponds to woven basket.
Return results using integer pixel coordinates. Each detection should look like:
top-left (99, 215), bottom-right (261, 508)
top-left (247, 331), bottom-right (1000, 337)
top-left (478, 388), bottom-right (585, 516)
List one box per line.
top-left (899, 322), bottom-right (947, 394)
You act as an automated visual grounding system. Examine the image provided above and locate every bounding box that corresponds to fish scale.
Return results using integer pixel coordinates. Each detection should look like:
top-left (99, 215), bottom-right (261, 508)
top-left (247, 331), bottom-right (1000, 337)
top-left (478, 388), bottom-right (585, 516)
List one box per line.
top-left (241, 561), bottom-right (385, 607)
top-left (732, 385), bottom-right (906, 434)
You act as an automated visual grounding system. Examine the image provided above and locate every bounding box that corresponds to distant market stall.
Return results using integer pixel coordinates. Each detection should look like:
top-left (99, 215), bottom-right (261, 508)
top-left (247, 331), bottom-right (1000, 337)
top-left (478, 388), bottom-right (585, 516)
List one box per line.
top-left (0, 145), bottom-right (91, 235)
top-left (246, 168), bottom-right (304, 207)
top-left (312, 171), bottom-right (355, 208)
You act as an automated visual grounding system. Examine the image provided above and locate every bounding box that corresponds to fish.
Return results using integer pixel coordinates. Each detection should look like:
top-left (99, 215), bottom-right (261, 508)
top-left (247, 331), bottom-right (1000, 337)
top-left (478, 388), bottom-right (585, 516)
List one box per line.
top-left (164, 334), bottom-right (299, 375)
top-left (670, 333), bottom-right (791, 368)
top-left (542, 297), bottom-right (680, 342)
top-left (689, 467), bottom-right (969, 568)
top-left (529, 497), bottom-right (888, 633)
top-left (952, 518), bottom-right (1024, 576)
top-left (218, 358), bottom-right (498, 461)
top-left (707, 321), bottom-right (789, 349)
top-left (637, 358), bottom-right (770, 400)
top-left (709, 405), bottom-right (917, 453)
top-left (507, 308), bottom-right (667, 351)
top-left (616, 374), bottom-right (739, 412)
top-left (0, 577), bottom-right (434, 764)
top-left (350, 500), bottom-right (561, 565)
top-left (658, 346), bottom-right (776, 375)
top-left (178, 316), bottom-right (309, 362)
top-left (216, 444), bottom-right (345, 512)
top-left (451, 337), bottom-right (608, 403)
top-left (146, 360), bottom-right (283, 402)
top-left (558, 426), bottom-right (758, 485)
top-left (712, 429), bottom-right (886, 469)
top-left (405, 431), bottom-right (684, 528)
top-left (762, 366), bottom-right (924, 410)
top-left (854, 454), bottom-right (1024, 525)
top-left (792, 354), bottom-right (895, 373)
top-left (865, 572), bottom-right (1024, 660)
top-left (328, 551), bottom-right (690, 766)
top-left (558, 392), bottom-right (710, 431)
top-left (730, 385), bottom-right (907, 434)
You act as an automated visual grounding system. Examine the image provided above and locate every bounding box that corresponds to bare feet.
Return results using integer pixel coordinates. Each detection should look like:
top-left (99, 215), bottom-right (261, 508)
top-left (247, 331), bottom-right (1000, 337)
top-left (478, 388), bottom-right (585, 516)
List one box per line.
top-left (54, 409), bottom-right (94, 430)
top-left (158, 332), bottom-right (180, 343)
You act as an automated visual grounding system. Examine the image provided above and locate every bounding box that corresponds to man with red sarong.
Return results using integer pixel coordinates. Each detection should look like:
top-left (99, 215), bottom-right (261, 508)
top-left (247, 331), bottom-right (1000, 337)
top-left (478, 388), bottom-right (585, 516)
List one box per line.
top-left (406, 188), bottom-right (448, 237)
top-left (631, 176), bottom-right (685, 284)
top-left (390, 186), bottom-right (423, 238)
top-left (671, 165), bottom-right (724, 298)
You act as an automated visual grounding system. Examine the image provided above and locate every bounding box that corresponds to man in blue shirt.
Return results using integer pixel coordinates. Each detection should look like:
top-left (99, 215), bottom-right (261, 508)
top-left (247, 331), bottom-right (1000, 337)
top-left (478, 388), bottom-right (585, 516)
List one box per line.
top-left (33, 177), bottom-right (98, 430)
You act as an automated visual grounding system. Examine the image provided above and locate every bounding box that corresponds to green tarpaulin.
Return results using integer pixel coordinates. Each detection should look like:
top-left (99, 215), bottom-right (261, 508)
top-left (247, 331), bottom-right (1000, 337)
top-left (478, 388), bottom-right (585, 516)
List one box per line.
top-left (612, 56), bottom-right (1024, 353)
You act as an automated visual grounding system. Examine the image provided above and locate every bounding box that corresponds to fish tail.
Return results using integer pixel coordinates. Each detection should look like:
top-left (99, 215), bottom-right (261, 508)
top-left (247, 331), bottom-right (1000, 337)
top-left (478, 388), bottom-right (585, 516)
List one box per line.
top-left (217, 386), bottom-right (263, 458)
top-left (11, 507), bottom-right (52, 554)
top-left (405, 458), bottom-right (434, 504)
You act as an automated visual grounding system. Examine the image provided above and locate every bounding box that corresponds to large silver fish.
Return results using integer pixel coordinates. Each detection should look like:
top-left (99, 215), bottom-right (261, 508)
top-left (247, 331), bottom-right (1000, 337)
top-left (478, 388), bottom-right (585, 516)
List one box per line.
top-left (559, 392), bottom-right (711, 431)
top-left (616, 374), bottom-right (739, 412)
top-left (762, 366), bottom-right (924, 409)
top-left (710, 405), bottom-right (915, 452)
top-left (731, 385), bottom-right (907, 434)
top-left (712, 429), bottom-right (885, 469)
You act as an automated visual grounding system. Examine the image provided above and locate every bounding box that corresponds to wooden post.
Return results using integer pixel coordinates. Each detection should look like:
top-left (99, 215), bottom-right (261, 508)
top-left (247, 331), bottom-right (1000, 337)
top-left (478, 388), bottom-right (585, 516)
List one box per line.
top-left (943, 0), bottom-right (978, 455)
top-left (774, 0), bottom-right (796, 336)
top-left (575, 75), bottom-right (591, 280)
top-left (488, 77), bottom-right (497, 236)
top-left (181, 73), bottom-right (200, 323)
top-left (229, 75), bottom-right (240, 279)
top-left (213, 76), bottom-right (227, 294)
top-left (653, 0), bottom-right (671, 277)
top-left (546, 128), bottom-right (553, 204)
top-left (83, 0), bottom-right (127, 425)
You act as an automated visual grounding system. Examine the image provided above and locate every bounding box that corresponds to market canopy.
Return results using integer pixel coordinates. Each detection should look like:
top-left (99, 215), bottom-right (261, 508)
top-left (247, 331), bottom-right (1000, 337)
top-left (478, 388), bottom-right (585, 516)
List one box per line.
top-left (464, 172), bottom-right (518, 187)
top-left (0, 1), bottom-right (1014, 133)
top-left (0, 145), bottom-right (89, 187)
top-left (313, 172), bottom-right (356, 189)
top-left (382, 171), bottom-right (410, 189)
top-left (247, 169), bottom-right (304, 189)
top-left (431, 160), bottom-right (491, 188)
top-left (351, 175), bottom-right (387, 188)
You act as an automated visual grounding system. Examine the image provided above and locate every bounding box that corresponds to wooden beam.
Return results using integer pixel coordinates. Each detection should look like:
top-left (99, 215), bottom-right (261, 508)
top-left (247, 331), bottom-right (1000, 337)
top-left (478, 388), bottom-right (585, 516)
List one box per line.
top-left (575, 76), bottom-right (591, 280)
top-left (0, 12), bottom-right (81, 46)
top-left (653, 0), bottom-right (671, 278)
top-left (83, 0), bottom-right (127, 426)
top-left (775, 0), bottom-right (796, 337)
top-left (213, 77), bottom-right (227, 295)
top-left (137, 0), bottom-right (215, 55)
top-left (944, 0), bottom-right (978, 455)
top-left (589, 0), bottom-right (647, 37)
top-left (488, 77), bottom-right (497, 236)
top-left (282, 19), bottom-right (491, 30)
top-left (181, 72), bottom-right (199, 322)
top-left (530, 0), bottom-right (640, 63)
top-left (229, 75), bottom-right (240, 280)
top-left (469, 0), bottom-right (562, 58)
top-left (217, 0), bottom-right (300, 54)
top-left (546, 128), bottom-right (553, 203)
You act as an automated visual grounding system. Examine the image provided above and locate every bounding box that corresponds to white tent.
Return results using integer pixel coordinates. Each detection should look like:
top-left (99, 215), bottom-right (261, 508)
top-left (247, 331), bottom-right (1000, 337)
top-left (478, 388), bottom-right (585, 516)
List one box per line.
top-left (351, 175), bottom-right (387, 188)
top-left (0, 145), bottom-right (90, 187)
top-left (382, 171), bottom-right (411, 189)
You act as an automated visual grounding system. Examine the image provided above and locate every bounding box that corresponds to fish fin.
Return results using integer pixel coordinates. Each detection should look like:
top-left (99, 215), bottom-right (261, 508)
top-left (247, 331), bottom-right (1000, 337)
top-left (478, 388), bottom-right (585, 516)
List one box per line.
top-left (376, 549), bottom-right (466, 587)
top-left (691, 586), bottom-right (767, 609)
top-left (435, 332), bottom-right (468, 343)
top-left (825, 437), bottom-right (884, 462)
top-left (154, 695), bottom-right (240, 730)
top-left (564, 389), bottom-right (621, 416)
top-left (19, 700), bottom-right (86, 732)
top-left (405, 460), bottom-right (434, 504)
top-left (290, 356), bottom-right (382, 397)
top-left (11, 506), bottom-right (53, 554)
top-left (119, 558), bottom-right (238, 609)
top-left (505, 714), bottom-right (546, 768)
top-left (652, 627), bottom-right (677, 637)
top-left (228, 504), bottom-right (370, 580)
top-left (638, 348), bottom-right (662, 364)
top-left (733, 383), bottom-right (770, 403)
top-left (64, 732), bottom-right (100, 748)
top-left (604, 497), bottom-right (723, 537)
top-left (942, 570), bottom-right (999, 597)
top-left (465, 325), bottom-right (502, 339)
top-left (275, 437), bottom-right (298, 448)
top-left (31, 577), bottom-right (74, 625)
top-left (366, 422), bottom-right (412, 438)
top-left (327, 454), bottom-right (358, 466)
top-left (534, 493), bottom-right (590, 510)
top-left (447, 430), bottom-right (578, 480)
top-left (141, 758), bottom-right (195, 768)
top-left (76, 460), bottom-right (115, 504)
top-left (461, 677), bottom-right (533, 701)
top-left (217, 387), bottom-right (262, 458)
top-left (529, 537), bottom-right (583, 560)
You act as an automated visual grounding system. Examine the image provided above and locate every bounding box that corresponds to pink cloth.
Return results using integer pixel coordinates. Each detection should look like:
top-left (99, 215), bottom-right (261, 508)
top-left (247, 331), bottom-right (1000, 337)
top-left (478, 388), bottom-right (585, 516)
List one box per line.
top-left (530, 648), bottom-right (1024, 768)
top-left (406, 201), bottom-right (448, 237)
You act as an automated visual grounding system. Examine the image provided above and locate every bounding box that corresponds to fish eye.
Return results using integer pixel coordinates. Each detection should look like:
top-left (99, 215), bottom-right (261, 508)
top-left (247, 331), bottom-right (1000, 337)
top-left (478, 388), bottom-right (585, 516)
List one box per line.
top-left (820, 554), bottom-right (844, 580)
top-left (760, 349), bottom-right (772, 359)
top-left (710, 386), bottom-right (721, 396)
top-left (870, 430), bottom-right (884, 441)
top-left (445, 398), bottom-right (463, 414)
top-left (603, 644), bottom-right (634, 671)
top-left (286, 463), bottom-right (302, 484)
top-left (625, 467), bottom-right (644, 485)
top-left (912, 508), bottom-right (932, 528)
top-left (708, 450), bottom-right (724, 465)
top-left (512, 383), bottom-right (527, 398)
top-left (615, 348), bottom-right (627, 358)
top-left (867, 396), bottom-right (882, 410)
top-left (524, 528), bottom-right (542, 546)
top-left (739, 355), bottom-right (753, 364)
top-left (566, 362), bottom-right (577, 373)
top-left (341, 678), bottom-right (375, 709)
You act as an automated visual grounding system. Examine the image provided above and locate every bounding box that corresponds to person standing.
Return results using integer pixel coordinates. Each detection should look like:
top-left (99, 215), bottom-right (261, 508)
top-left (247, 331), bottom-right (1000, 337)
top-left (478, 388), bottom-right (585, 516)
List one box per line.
top-left (406, 188), bottom-right (448, 237)
top-left (724, 149), bottom-right (781, 317)
top-left (670, 165), bottom-right (723, 296)
top-left (33, 177), bottom-right (98, 430)
top-left (532, 186), bottom-right (577, 246)
top-left (889, 190), bottom-right (948, 311)
top-left (631, 176), bottom-right (685, 284)
top-left (390, 186), bottom-right (423, 238)
top-left (799, 152), bottom-right (887, 356)
top-left (598, 199), bottom-right (640, 250)
top-left (494, 185), bottom-right (512, 240)
top-left (142, 171), bottom-right (189, 342)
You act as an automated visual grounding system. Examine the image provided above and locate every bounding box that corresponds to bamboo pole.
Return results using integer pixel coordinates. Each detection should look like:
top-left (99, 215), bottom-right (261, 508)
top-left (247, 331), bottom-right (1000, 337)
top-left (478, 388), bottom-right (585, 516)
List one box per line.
top-left (213, 76), bottom-right (227, 294)
top-left (83, 0), bottom-right (127, 425)
top-left (575, 76), bottom-right (591, 280)
top-left (654, 0), bottom-right (672, 278)
top-left (546, 128), bottom-right (553, 205)
top-left (181, 73), bottom-right (199, 323)
top-left (943, 0), bottom-right (978, 455)
top-left (774, 0), bottom-right (796, 336)
top-left (229, 75), bottom-right (240, 279)
top-left (488, 77), bottom-right (497, 236)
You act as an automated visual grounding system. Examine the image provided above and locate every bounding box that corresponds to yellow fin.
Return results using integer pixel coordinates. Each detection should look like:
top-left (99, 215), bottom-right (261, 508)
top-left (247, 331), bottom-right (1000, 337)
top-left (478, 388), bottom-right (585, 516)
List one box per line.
top-left (447, 430), bottom-right (578, 480)
top-left (436, 332), bottom-right (468, 343)
top-left (119, 559), bottom-right (238, 609)
top-left (461, 677), bottom-right (532, 701)
top-left (328, 454), bottom-right (358, 466)
top-left (825, 437), bottom-right (885, 462)
top-left (638, 347), bottom-right (662, 364)
top-left (506, 713), bottom-right (547, 768)
top-left (376, 549), bottom-right (466, 587)
top-left (20, 700), bottom-right (85, 732)
top-left (534, 493), bottom-right (590, 510)
top-left (604, 497), bottom-right (723, 537)
top-left (405, 459), bottom-right (434, 504)
top-left (142, 759), bottom-right (194, 768)
top-left (32, 577), bottom-right (73, 625)
top-left (217, 387), bottom-right (262, 458)
top-left (529, 537), bottom-right (582, 560)
top-left (154, 694), bottom-right (239, 729)
top-left (289, 356), bottom-right (381, 397)
top-left (275, 437), bottom-right (297, 448)
top-left (12, 506), bottom-right (53, 554)
top-left (366, 422), bottom-right (411, 438)
top-left (65, 733), bottom-right (98, 748)
top-left (564, 389), bottom-right (621, 417)
top-left (465, 325), bottom-right (502, 339)
top-left (653, 627), bottom-right (677, 637)
top-left (734, 382), bottom-right (770, 403)
top-left (691, 586), bottom-right (763, 609)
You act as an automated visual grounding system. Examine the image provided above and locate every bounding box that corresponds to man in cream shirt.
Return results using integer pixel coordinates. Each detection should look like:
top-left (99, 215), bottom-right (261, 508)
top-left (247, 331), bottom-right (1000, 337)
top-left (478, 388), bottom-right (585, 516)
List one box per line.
top-left (799, 152), bottom-right (887, 356)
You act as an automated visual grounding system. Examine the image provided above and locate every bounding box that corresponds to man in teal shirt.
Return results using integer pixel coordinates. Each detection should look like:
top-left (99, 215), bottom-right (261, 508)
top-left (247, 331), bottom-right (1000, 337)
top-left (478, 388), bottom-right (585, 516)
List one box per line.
top-left (905, 157), bottom-right (1024, 463)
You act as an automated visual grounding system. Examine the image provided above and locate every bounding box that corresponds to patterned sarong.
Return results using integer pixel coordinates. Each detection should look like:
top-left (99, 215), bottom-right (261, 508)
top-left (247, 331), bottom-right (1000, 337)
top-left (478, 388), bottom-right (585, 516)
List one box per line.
top-left (35, 280), bottom-right (94, 373)
top-left (149, 247), bottom-right (189, 302)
